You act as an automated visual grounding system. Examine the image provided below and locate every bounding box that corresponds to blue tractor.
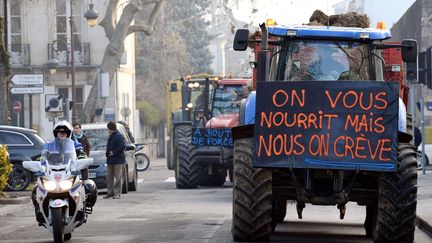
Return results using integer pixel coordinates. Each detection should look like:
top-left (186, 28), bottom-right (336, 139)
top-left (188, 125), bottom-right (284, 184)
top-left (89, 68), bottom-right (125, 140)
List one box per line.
top-left (231, 21), bottom-right (418, 242)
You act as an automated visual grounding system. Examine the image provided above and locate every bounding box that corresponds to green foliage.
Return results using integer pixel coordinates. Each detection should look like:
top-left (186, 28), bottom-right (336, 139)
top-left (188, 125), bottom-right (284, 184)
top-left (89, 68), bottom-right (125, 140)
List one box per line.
top-left (136, 101), bottom-right (161, 128)
top-left (0, 145), bottom-right (12, 196)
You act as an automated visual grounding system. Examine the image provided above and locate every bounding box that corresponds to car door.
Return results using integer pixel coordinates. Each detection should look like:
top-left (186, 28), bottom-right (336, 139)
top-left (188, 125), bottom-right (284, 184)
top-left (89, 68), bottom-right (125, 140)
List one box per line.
top-left (118, 126), bottom-right (135, 182)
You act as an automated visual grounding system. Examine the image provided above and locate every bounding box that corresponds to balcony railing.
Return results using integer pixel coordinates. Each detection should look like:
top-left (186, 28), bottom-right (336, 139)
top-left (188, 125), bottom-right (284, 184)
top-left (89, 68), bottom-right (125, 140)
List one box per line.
top-left (47, 43), bottom-right (90, 66)
top-left (9, 44), bottom-right (30, 66)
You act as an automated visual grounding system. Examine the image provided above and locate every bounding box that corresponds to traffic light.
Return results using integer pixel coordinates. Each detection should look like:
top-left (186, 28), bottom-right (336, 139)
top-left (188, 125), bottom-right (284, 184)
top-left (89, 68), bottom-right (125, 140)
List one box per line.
top-left (45, 94), bottom-right (63, 112)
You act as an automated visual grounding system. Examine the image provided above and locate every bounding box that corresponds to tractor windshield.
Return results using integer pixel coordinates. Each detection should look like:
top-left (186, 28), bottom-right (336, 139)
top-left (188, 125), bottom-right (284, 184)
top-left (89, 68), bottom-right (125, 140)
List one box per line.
top-left (283, 40), bottom-right (370, 81)
top-left (212, 84), bottom-right (246, 116)
top-left (187, 81), bottom-right (211, 110)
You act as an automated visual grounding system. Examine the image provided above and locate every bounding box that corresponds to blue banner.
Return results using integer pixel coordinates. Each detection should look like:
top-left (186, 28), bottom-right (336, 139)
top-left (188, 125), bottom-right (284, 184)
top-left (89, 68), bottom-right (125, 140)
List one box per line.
top-left (192, 128), bottom-right (234, 148)
top-left (253, 81), bottom-right (399, 172)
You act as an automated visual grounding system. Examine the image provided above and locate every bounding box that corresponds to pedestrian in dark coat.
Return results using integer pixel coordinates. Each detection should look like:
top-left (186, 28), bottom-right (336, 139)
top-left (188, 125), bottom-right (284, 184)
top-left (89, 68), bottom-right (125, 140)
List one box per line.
top-left (104, 121), bottom-right (126, 199)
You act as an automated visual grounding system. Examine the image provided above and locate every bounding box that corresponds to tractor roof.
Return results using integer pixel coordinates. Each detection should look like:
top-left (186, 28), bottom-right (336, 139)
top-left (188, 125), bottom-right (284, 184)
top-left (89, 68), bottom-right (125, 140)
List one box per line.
top-left (217, 78), bottom-right (250, 85)
top-left (268, 25), bottom-right (391, 41)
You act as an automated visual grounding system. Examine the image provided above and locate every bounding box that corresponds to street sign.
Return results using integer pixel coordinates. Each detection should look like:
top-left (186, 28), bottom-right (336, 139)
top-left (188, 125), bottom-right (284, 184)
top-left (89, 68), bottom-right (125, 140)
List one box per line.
top-left (10, 86), bottom-right (44, 94)
top-left (11, 74), bottom-right (44, 85)
top-left (12, 101), bottom-right (21, 114)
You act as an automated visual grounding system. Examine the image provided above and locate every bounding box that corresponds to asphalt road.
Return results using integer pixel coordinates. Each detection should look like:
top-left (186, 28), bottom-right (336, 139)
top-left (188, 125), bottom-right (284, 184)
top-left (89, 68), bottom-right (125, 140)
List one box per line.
top-left (0, 158), bottom-right (430, 242)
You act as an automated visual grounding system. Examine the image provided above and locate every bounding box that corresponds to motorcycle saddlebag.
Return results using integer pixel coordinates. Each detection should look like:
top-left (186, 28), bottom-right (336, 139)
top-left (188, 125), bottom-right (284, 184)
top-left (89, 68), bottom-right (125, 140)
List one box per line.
top-left (83, 179), bottom-right (98, 207)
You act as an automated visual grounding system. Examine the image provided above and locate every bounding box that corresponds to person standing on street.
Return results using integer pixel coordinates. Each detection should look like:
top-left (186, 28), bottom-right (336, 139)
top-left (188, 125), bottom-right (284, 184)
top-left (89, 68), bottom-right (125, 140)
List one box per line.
top-left (104, 121), bottom-right (126, 199)
top-left (118, 120), bottom-right (135, 143)
top-left (72, 122), bottom-right (91, 156)
top-left (72, 122), bottom-right (91, 180)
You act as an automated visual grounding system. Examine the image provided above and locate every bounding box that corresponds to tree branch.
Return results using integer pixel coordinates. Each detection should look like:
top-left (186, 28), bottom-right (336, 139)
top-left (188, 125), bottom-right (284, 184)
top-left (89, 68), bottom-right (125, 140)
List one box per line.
top-left (99, 0), bottom-right (120, 41)
top-left (127, 0), bottom-right (163, 35)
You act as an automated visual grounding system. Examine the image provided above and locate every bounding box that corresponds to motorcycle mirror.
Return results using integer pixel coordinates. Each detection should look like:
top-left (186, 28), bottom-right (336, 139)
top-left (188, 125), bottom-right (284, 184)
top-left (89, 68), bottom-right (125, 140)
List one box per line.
top-left (75, 158), bottom-right (94, 171)
top-left (22, 160), bottom-right (43, 172)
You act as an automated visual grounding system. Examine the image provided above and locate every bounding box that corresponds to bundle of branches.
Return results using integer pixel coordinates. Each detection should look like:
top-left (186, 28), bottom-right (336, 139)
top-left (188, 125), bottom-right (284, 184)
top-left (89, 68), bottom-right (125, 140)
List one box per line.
top-left (308, 10), bottom-right (370, 28)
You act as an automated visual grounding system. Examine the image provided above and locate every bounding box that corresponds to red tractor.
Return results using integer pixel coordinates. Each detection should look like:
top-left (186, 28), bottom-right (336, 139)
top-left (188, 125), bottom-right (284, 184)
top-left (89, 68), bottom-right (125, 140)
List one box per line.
top-left (168, 76), bottom-right (250, 188)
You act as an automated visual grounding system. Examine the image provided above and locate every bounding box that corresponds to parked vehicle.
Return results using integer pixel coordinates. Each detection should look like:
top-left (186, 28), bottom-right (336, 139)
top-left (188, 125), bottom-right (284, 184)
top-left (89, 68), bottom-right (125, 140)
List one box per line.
top-left (134, 143), bottom-right (150, 171)
top-left (81, 123), bottom-right (137, 193)
top-left (23, 138), bottom-right (96, 243)
top-left (0, 126), bottom-right (45, 191)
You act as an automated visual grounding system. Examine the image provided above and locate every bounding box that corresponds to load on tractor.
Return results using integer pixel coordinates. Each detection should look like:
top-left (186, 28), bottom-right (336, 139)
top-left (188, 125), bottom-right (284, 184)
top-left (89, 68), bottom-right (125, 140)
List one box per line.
top-left (231, 12), bottom-right (418, 243)
top-left (166, 74), bottom-right (250, 188)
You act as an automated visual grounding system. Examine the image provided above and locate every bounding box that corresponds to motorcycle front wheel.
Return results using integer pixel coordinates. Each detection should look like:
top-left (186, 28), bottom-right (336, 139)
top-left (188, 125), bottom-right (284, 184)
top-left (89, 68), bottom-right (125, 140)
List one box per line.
top-left (135, 153), bottom-right (150, 171)
top-left (52, 207), bottom-right (65, 243)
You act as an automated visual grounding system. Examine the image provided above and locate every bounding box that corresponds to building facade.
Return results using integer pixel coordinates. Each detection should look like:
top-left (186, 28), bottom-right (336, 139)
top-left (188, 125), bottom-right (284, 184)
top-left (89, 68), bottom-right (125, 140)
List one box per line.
top-left (2, 0), bottom-right (136, 139)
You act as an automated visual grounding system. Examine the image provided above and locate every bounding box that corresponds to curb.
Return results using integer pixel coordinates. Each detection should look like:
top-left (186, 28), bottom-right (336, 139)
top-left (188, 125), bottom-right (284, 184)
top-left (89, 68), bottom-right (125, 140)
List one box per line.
top-left (416, 216), bottom-right (432, 238)
top-left (0, 196), bottom-right (31, 205)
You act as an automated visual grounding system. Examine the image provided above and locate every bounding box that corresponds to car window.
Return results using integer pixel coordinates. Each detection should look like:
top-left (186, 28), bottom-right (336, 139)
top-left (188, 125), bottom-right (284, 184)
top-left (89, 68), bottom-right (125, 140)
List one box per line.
top-left (31, 132), bottom-right (45, 145)
top-left (0, 131), bottom-right (33, 145)
top-left (83, 128), bottom-right (109, 151)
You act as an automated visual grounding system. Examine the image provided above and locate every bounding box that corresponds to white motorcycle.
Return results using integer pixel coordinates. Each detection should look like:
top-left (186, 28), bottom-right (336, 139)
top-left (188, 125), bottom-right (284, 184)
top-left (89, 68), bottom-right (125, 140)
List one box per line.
top-left (23, 138), bottom-right (97, 243)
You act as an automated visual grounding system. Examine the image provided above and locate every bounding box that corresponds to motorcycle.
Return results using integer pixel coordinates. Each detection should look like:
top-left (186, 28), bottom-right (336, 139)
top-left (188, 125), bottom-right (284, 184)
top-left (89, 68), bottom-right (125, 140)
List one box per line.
top-left (135, 143), bottom-right (150, 171)
top-left (23, 138), bottom-right (97, 243)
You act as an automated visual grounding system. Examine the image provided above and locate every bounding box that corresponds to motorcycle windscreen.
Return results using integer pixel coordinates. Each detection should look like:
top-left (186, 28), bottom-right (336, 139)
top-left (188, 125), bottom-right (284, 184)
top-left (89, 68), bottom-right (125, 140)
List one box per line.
top-left (253, 81), bottom-right (399, 172)
top-left (44, 138), bottom-right (77, 165)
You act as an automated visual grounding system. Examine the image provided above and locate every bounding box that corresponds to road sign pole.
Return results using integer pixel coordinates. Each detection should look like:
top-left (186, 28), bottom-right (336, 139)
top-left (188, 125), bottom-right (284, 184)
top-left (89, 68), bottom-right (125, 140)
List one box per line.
top-left (29, 94), bottom-right (33, 128)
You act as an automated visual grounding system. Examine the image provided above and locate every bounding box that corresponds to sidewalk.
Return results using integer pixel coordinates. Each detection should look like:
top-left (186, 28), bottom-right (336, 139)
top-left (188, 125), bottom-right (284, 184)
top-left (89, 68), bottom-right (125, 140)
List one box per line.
top-left (416, 167), bottom-right (432, 237)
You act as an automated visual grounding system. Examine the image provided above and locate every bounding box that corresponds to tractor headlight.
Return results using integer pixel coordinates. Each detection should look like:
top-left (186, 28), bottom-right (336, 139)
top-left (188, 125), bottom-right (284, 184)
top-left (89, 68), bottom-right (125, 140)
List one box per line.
top-left (43, 180), bottom-right (57, 191)
top-left (59, 179), bottom-right (73, 190)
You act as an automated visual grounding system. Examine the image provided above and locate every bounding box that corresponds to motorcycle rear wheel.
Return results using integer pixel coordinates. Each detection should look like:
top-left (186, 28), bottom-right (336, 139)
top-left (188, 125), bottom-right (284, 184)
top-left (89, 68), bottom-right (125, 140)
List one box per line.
top-left (52, 208), bottom-right (64, 243)
top-left (135, 153), bottom-right (150, 171)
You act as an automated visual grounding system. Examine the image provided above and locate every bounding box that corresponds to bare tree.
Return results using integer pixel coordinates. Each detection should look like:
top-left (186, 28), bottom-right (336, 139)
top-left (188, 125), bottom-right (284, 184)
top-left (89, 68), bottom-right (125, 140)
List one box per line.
top-left (83, 0), bottom-right (164, 122)
top-left (0, 17), bottom-right (10, 125)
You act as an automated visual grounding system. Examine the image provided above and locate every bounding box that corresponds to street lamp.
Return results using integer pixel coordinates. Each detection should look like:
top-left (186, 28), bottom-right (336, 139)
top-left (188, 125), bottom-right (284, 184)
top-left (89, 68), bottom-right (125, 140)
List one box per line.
top-left (84, 1), bottom-right (99, 27)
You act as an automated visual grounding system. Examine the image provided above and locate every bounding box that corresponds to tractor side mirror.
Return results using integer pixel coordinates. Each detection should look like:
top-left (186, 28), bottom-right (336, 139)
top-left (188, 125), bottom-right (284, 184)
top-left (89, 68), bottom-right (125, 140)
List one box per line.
top-left (233, 29), bottom-right (249, 51)
top-left (401, 39), bottom-right (417, 63)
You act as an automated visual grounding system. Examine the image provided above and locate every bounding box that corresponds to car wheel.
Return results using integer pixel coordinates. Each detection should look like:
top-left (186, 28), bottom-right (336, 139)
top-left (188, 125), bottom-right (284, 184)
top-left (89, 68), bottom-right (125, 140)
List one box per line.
top-left (7, 164), bottom-right (31, 191)
top-left (128, 164), bottom-right (138, 191)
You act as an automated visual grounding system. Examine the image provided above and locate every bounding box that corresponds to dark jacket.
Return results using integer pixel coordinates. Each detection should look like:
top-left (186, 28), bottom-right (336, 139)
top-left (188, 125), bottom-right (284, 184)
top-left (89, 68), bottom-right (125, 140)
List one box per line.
top-left (106, 130), bottom-right (126, 164)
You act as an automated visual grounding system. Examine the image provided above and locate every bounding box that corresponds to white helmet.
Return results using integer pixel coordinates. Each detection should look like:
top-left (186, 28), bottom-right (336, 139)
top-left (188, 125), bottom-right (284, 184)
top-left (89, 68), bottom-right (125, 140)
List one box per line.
top-left (53, 120), bottom-right (73, 138)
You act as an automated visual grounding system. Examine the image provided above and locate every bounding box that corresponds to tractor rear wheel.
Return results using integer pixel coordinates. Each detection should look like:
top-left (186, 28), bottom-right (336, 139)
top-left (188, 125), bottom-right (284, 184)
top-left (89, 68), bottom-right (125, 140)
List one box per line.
top-left (374, 143), bottom-right (417, 242)
top-left (272, 199), bottom-right (287, 232)
top-left (174, 125), bottom-right (201, 189)
top-left (232, 138), bottom-right (272, 241)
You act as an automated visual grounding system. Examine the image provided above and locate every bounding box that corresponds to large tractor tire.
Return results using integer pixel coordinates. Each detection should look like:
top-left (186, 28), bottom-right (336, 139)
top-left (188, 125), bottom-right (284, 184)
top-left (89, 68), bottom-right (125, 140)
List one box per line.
top-left (272, 199), bottom-right (287, 232)
top-left (175, 126), bottom-right (201, 189)
top-left (232, 138), bottom-right (272, 241)
top-left (364, 204), bottom-right (377, 238)
top-left (374, 143), bottom-right (417, 243)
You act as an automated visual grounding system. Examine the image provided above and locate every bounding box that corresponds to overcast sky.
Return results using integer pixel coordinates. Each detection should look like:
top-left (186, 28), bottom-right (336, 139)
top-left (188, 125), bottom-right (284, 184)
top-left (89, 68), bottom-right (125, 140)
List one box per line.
top-left (231, 0), bottom-right (416, 28)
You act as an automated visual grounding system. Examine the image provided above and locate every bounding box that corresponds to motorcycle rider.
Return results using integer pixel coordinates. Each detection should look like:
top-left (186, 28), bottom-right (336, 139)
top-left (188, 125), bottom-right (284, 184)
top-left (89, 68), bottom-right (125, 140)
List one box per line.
top-left (31, 120), bottom-right (95, 224)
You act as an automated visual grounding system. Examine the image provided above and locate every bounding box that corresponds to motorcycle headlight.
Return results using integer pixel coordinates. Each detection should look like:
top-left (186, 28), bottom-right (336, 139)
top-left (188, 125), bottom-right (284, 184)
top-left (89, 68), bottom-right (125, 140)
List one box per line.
top-left (43, 180), bottom-right (57, 191)
top-left (59, 179), bottom-right (73, 190)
